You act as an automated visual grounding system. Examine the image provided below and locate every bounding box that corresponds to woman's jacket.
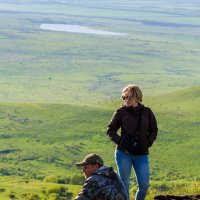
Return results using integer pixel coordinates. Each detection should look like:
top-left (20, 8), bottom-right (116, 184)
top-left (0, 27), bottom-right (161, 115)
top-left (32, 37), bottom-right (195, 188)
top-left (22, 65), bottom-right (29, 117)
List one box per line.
top-left (107, 104), bottom-right (158, 155)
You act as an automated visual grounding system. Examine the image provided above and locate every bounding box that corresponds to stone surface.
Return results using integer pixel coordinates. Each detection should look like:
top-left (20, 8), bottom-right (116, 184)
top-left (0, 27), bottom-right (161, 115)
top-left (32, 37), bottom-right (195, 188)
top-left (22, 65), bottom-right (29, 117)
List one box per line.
top-left (154, 195), bottom-right (200, 200)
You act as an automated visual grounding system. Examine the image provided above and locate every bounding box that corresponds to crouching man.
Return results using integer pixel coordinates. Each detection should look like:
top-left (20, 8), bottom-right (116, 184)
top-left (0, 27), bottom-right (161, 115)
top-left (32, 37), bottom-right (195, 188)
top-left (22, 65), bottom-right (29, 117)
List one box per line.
top-left (74, 153), bottom-right (128, 200)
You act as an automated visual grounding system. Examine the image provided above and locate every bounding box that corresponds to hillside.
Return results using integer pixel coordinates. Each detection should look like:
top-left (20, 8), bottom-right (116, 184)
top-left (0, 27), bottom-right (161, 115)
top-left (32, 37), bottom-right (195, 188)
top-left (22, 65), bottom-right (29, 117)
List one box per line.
top-left (0, 103), bottom-right (111, 178)
top-left (146, 86), bottom-right (200, 181)
top-left (0, 1), bottom-right (200, 199)
top-left (0, 86), bottom-right (199, 200)
top-left (0, 87), bottom-right (199, 187)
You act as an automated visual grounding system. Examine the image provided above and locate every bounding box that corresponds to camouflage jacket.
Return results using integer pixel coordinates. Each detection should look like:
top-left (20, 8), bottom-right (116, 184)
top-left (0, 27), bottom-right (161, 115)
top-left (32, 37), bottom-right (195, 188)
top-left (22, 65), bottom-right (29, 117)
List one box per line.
top-left (74, 166), bottom-right (128, 200)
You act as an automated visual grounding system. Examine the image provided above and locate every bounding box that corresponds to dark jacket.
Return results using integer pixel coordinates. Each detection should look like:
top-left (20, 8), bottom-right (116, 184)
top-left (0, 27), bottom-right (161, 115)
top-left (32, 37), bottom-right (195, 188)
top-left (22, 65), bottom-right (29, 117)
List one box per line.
top-left (74, 166), bottom-right (128, 200)
top-left (107, 104), bottom-right (158, 154)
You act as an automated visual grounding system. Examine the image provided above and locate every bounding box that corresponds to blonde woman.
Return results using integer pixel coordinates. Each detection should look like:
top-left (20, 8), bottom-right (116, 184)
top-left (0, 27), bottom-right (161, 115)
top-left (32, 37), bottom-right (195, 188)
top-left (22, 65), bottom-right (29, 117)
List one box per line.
top-left (107, 84), bottom-right (158, 200)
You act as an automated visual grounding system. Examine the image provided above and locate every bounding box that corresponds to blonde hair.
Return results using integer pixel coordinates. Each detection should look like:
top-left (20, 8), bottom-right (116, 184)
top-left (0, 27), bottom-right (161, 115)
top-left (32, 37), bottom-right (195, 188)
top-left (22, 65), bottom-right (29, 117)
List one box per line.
top-left (122, 84), bottom-right (143, 102)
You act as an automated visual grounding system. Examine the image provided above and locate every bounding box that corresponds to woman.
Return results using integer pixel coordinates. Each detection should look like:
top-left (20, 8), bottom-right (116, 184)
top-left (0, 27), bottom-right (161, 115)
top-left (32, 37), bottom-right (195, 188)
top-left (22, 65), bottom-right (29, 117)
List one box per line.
top-left (107, 84), bottom-right (158, 200)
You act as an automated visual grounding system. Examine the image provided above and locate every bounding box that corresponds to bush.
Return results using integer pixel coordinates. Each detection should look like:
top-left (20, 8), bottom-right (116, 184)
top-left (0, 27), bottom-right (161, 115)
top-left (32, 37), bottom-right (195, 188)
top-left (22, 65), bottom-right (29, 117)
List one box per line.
top-left (9, 192), bottom-right (16, 200)
top-left (0, 188), bottom-right (5, 192)
top-left (71, 174), bottom-right (85, 185)
top-left (45, 185), bottom-right (73, 200)
top-left (27, 193), bottom-right (41, 200)
top-left (152, 182), bottom-right (172, 192)
top-left (43, 175), bottom-right (58, 183)
top-left (46, 185), bottom-right (67, 195)
top-left (58, 176), bottom-right (71, 184)
top-left (49, 193), bottom-right (59, 200)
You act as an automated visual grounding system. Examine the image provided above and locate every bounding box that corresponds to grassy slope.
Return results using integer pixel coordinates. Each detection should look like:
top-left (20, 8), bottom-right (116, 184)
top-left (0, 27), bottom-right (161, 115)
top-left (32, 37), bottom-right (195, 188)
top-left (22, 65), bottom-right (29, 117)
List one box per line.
top-left (0, 103), bottom-right (112, 178)
top-left (0, 86), bottom-right (200, 199)
top-left (0, 1), bottom-right (200, 199)
top-left (146, 86), bottom-right (200, 180)
top-left (0, 176), bottom-right (82, 200)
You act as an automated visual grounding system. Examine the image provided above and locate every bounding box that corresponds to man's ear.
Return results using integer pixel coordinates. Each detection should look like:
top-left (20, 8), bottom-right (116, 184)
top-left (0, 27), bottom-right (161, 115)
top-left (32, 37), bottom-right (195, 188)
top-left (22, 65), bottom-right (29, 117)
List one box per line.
top-left (94, 164), bottom-right (100, 169)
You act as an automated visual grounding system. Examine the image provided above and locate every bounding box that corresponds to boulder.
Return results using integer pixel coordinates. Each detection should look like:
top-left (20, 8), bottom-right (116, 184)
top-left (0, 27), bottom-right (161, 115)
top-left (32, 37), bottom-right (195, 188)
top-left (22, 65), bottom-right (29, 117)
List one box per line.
top-left (154, 195), bottom-right (200, 200)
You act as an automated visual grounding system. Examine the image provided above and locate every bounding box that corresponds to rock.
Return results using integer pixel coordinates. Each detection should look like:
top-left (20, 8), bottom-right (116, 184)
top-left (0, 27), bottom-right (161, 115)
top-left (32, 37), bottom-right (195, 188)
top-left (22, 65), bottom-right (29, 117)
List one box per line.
top-left (154, 194), bottom-right (200, 200)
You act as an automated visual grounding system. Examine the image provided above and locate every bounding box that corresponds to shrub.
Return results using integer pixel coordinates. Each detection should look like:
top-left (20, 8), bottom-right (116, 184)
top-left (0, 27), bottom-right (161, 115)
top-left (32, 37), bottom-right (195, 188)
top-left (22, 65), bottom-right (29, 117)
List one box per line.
top-left (58, 176), bottom-right (71, 184)
top-left (49, 193), bottom-right (59, 200)
top-left (0, 188), bottom-right (5, 192)
top-left (9, 192), bottom-right (16, 200)
top-left (43, 175), bottom-right (58, 183)
top-left (27, 193), bottom-right (41, 200)
top-left (46, 185), bottom-right (67, 195)
top-left (46, 185), bottom-right (73, 200)
top-left (71, 174), bottom-right (85, 185)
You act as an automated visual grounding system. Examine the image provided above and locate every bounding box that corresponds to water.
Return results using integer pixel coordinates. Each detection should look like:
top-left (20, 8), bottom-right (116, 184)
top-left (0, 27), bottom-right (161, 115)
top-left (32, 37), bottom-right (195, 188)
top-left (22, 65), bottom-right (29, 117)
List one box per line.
top-left (40, 24), bottom-right (127, 36)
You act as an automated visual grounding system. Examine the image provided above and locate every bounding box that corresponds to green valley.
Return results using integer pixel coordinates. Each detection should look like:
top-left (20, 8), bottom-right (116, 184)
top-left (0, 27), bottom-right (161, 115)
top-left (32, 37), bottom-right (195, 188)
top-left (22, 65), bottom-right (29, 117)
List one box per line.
top-left (0, 0), bottom-right (200, 104)
top-left (0, 0), bottom-right (200, 199)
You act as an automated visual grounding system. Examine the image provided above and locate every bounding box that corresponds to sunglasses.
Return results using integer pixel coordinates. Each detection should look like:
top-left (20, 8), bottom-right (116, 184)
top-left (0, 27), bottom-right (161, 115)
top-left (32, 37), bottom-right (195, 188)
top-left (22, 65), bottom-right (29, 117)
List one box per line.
top-left (121, 93), bottom-right (135, 101)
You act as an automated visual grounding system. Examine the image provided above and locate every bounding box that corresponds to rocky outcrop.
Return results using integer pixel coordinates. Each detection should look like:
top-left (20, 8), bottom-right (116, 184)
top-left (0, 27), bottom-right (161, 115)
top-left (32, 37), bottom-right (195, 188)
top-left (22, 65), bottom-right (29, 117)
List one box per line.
top-left (154, 195), bottom-right (200, 200)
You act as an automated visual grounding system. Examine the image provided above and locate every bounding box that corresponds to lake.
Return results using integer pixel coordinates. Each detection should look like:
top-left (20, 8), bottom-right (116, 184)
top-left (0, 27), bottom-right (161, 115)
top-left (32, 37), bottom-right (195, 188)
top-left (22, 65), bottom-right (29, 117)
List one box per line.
top-left (40, 24), bottom-right (127, 36)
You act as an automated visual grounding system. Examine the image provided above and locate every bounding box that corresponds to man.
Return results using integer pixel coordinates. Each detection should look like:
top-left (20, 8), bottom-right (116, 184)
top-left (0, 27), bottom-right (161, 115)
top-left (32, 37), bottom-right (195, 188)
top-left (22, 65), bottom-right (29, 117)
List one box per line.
top-left (74, 153), bottom-right (128, 200)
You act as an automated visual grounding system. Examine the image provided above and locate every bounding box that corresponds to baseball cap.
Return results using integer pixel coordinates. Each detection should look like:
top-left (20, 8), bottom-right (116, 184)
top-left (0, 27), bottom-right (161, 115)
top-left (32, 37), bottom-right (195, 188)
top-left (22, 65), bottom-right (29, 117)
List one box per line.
top-left (75, 153), bottom-right (104, 167)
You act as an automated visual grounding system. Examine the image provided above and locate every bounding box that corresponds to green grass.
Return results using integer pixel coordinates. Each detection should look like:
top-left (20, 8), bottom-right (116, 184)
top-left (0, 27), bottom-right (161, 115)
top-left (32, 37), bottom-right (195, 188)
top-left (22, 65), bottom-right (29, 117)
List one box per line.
top-left (0, 86), bottom-right (200, 199)
top-left (0, 1), bottom-right (200, 104)
top-left (0, 175), bottom-right (82, 200)
top-left (0, 177), bottom-right (199, 200)
top-left (0, 103), bottom-right (111, 178)
top-left (0, 1), bottom-right (200, 199)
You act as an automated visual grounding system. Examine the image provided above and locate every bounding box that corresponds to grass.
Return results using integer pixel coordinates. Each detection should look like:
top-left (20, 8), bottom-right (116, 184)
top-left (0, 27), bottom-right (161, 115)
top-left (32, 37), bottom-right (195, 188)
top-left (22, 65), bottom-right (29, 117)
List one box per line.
top-left (0, 1), bottom-right (200, 104)
top-left (0, 175), bottom-right (82, 200)
top-left (0, 1), bottom-right (200, 199)
top-left (0, 86), bottom-right (200, 199)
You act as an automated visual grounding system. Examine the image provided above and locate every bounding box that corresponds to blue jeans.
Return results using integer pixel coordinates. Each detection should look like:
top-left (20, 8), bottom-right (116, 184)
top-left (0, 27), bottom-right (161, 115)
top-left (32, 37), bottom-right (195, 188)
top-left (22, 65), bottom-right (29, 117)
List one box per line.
top-left (115, 149), bottom-right (149, 200)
